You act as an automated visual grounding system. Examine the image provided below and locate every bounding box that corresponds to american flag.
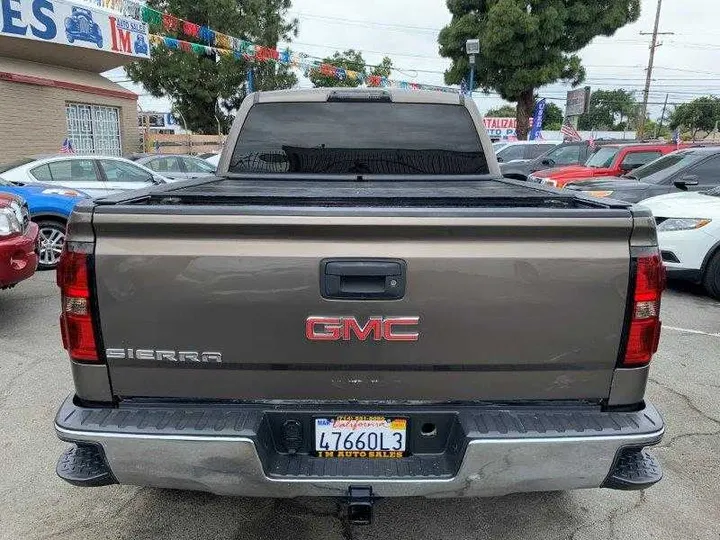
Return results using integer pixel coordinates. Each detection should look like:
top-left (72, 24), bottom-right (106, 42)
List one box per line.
top-left (60, 138), bottom-right (75, 154)
top-left (560, 120), bottom-right (582, 142)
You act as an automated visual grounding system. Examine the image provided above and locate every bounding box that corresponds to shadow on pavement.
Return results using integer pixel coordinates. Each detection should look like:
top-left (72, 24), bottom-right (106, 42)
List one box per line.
top-left (111, 488), bottom-right (581, 540)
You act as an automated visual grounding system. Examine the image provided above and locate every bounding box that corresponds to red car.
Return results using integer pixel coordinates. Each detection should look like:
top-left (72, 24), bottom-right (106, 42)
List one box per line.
top-left (529, 143), bottom-right (684, 188)
top-left (0, 193), bottom-right (39, 289)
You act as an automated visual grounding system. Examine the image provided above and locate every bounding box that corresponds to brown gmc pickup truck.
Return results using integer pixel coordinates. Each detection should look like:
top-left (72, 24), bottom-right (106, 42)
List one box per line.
top-left (55, 88), bottom-right (665, 523)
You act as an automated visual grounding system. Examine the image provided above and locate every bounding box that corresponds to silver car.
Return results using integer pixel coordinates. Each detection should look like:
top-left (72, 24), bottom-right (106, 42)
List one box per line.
top-left (0, 155), bottom-right (167, 198)
top-left (130, 154), bottom-right (217, 181)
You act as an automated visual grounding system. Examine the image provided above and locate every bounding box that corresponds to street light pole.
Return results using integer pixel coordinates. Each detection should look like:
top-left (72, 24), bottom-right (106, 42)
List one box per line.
top-left (465, 39), bottom-right (480, 96)
top-left (468, 54), bottom-right (476, 95)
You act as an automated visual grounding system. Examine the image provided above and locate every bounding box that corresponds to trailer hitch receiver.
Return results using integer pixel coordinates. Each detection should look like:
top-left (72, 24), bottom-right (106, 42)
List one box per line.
top-left (347, 486), bottom-right (374, 525)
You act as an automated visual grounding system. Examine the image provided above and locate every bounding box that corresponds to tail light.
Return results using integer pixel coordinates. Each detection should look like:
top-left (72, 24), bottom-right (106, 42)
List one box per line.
top-left (623, 250), bottom-right (665, 366)
top-left (57, 243), bottom-right (99, 362)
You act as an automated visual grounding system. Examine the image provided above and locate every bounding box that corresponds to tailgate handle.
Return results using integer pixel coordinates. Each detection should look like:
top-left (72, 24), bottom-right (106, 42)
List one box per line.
top-left (321, 259), bottom-right (406, 300)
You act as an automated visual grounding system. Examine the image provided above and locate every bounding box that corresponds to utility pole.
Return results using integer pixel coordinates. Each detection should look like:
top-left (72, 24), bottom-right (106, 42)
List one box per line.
top-left (637, 0), bottom-right (673, 139)
top-left (656, 93), bottom-right (669, 139)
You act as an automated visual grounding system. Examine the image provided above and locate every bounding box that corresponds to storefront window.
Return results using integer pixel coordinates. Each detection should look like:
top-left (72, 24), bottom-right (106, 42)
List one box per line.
top-left (65, 103), bottom-right (122, 156)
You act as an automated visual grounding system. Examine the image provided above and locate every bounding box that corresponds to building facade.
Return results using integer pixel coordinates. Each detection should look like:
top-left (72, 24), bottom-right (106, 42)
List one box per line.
top-left (0, 0), bottom-right (149, 162)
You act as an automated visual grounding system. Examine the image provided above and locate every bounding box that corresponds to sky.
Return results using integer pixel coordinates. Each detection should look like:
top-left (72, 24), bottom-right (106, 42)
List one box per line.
top-left (107, 0), bottom-right (720, 119)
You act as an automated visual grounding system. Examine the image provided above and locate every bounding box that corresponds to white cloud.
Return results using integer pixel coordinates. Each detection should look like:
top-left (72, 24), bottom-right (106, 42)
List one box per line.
top-left (110, 0), bottom-right (720, 119)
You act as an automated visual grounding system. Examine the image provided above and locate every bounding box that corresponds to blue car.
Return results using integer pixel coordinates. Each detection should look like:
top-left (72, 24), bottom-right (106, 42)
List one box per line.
top-left (0, 179), bottom-right (87, 270)
top-left (65, 7), bottom-right (103, 48)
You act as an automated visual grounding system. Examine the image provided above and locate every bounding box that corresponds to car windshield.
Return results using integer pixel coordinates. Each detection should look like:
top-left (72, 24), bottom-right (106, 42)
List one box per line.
top-left (585, 147), bottom-right (620, 168)
top-left (229, 101), bottom-right (490, 176)
top-left (630, 151), bottom-right (706, 183)
top-left (0, 157), bottom-right (36, 174)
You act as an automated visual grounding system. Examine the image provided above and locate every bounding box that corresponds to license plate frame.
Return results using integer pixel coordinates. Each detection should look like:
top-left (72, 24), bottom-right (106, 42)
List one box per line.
top-left (314, 416), bottom-right (408, 458)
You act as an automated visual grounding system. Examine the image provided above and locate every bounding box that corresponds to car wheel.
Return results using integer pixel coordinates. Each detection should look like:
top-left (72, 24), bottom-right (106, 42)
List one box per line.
top-left (36, 220), bottom-right (67, 271)
top-left (702, 250), bottom-right (720, 300)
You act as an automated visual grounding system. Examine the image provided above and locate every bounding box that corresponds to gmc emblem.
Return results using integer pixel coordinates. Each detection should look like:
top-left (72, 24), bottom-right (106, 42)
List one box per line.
top-left (305, 316), bottom-right (420, 342)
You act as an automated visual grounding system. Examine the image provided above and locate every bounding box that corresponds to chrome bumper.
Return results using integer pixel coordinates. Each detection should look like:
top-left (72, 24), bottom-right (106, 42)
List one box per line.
top-left (55, 398), bottom-right (664, 498)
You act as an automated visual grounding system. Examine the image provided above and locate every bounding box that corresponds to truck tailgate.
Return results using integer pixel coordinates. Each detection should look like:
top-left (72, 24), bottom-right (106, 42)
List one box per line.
top-left (92, 208), bottom-right (632, 402)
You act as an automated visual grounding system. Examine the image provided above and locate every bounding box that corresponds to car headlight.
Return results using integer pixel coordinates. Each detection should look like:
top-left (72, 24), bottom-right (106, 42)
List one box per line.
top-left (42, 188), bottom-right (83, 197)
top-left (586, 191), bottom-right (614, 198)
top-left (0, 207), bottom-right (23, 236)
top-left (541, 178), bottom-right (557, 187)
top-left (9, 200), bottom-right (23, 223)
top-left (656, 218), bottom-right (712, 232)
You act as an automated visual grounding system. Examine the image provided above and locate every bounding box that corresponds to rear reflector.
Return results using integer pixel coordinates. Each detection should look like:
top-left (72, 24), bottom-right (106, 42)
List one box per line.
top-left (623, 252), bottom-right (665, 366)
top-left (57, 246), bottom-right (99, 362)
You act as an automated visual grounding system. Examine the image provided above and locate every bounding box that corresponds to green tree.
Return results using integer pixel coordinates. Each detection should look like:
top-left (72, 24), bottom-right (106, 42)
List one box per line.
top-left (643, 119), bottom-right (671, 140)
top-left (577, 89), bottom-right (637, 130)
top-left (126, 0), bottom-right (298, 134)
top-left (438, 0), bottom-right (641, 139)
top-left (309, 50), bottom-right (393, 88)
top-left (485, 105), bottom-right (516, 117)
top-left (543, 102), bottom-right (564, 130)
top-left (669, 96), bottom-right (720, 140)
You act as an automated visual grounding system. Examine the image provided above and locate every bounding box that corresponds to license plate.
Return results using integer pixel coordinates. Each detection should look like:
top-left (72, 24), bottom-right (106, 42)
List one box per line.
top-left (315, 416), bottom-right (407, 458)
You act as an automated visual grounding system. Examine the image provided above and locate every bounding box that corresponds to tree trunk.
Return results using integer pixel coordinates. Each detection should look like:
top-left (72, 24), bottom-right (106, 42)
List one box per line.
top-left (516, 88), bottom-right (535, 140)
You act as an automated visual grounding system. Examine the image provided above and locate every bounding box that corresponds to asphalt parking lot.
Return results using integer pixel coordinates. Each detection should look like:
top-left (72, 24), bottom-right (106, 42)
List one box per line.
top-left (0, 272), bottom-right (718, 540)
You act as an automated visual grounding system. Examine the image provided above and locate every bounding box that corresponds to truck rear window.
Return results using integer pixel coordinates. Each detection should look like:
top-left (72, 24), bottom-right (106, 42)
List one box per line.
top-left (228, 102), bottom-right (489, 176)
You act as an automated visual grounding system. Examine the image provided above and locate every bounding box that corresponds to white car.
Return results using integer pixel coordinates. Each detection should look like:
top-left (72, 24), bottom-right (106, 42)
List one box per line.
top-left (641, 189), bottom-right (720, 299)
top-left (495, 141), bottom-right (561, 164)
top-left (0, 155), bottom-right (169, 198)
top-left (205, 153), bottom-right (220, 168)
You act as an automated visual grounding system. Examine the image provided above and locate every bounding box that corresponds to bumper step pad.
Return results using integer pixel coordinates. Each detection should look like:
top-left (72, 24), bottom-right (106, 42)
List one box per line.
top-left (56, 444), bottom-right (117, 487)
top-left (604, 448), bottom-right (662, 490)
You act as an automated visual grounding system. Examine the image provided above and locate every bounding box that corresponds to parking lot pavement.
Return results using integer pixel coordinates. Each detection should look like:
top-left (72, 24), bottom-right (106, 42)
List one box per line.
top-left (0, 275), bottom-right (718, 540)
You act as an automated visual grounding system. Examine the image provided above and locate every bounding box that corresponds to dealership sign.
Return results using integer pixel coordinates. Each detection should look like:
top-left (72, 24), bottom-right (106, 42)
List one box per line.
top-left (566, 87), bottom-right (591, 117)
top-left (483, 117), bottom-right (534, 139)
top-left (0, 0), bottom-right (149, 59)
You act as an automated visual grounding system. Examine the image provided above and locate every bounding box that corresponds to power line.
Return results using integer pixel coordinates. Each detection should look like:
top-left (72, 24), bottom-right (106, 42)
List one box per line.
top-left (291, 12), bottom-right (441, 34)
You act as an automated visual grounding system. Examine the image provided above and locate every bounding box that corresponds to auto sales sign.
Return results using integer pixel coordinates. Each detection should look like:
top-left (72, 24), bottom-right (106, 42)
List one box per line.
top-left (0, 0), bottom-right (150, 59)
top-left (483, 118), bottom-right (534, 140)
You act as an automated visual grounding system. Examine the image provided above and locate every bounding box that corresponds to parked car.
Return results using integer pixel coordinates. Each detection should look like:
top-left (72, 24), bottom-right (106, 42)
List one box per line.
top-left (495, 141), bottom-right (561, 163)
top-left (0, 155), bottom-right (167, 198)
top-left (205, 153), bottom-right (220, 168)
top-left (565, 147), bottom-right (720, 204)
top-left (0, 176), bottom-right (88, 269)
top-left (529, 143), bottom-right (684, 188)
top-left (129, 154), bottom-right (217, 180)
top-left (641, 189), bottom-right (720, 299)
top-left (492, 142), bottom-right (510, 152)
top-left (64, 7), bottom-right (103, 48)
top-left (0, 193), bottom-right (38, 290)
top-left (54, 89), bottom-right (665, 522)
top-left (501, 140), bottom-right (630, 181)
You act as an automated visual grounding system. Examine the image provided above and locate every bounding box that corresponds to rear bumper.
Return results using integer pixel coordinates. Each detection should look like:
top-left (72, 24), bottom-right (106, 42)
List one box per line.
top-left (0, 223), bottom-right (39, 287)
top-left (55, 397), bottom-right (664, 498)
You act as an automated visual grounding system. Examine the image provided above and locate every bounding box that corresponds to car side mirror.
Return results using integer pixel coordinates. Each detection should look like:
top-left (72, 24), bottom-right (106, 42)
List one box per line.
top-left (496, 156), bottom-right (504, 163)
top-left (541, 158), bottom-right (555, 166)
top-left (620, 163), bottom-right (641, 173)
top-left (674, 175), bottom-right (699, 190)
